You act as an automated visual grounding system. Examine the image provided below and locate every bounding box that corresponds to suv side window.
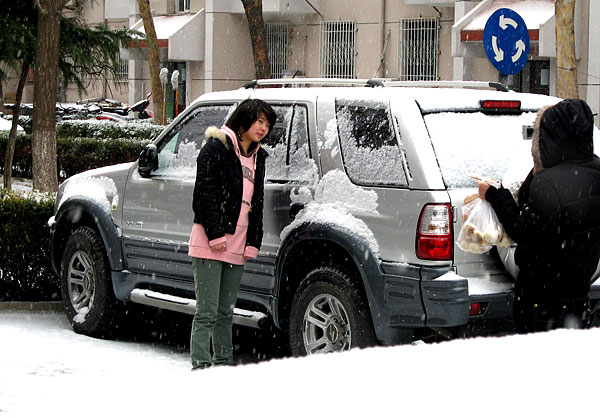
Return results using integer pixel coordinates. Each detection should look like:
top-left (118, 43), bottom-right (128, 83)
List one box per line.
top-left (264, 104), bottom-right (315, 184)
top-left (154, 104), bottom-right (234, 178)
top-left (336, 101), bottom-right (408, 187)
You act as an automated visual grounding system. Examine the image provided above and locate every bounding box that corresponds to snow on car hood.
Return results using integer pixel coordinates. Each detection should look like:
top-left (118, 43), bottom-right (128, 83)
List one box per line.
top-left (58, 175), bottom-right (119, 213)
top-left (56, 163), bottom-right (133, 213)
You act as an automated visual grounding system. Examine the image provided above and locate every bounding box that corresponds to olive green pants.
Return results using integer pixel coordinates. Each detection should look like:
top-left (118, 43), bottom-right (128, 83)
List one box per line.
top-left (190, 258), bottom-right (244, 369)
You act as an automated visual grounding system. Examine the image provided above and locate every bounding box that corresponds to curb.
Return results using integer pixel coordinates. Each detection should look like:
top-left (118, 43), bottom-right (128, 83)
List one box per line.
top-left (0, 301), bottom-right (63, 312)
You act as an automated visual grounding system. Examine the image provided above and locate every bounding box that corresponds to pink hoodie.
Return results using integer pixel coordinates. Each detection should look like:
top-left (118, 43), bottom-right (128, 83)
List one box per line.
top-left (188, 126), bottom-right (259, 265)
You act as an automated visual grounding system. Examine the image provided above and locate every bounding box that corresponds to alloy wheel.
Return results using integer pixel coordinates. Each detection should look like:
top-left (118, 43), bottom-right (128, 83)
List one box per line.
top-left (302, 293), bottom-right (351, 354)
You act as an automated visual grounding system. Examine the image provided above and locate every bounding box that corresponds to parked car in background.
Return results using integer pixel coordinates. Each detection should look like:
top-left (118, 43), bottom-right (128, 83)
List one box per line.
top-left (0, 115), bottom-right (24, 133)
top-left (48, 79), bottom-right (600, 355)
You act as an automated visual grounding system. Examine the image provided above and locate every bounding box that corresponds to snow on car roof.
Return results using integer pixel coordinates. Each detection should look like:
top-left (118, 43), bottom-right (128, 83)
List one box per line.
top-left (194, 85), bottom-right (560, 114)
top-left (410, 88), bottom-right (561, 113)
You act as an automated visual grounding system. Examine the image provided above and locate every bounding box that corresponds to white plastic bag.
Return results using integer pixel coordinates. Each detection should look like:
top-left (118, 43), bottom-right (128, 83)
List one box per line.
top-left (457, 197), bottom-right (513, 254)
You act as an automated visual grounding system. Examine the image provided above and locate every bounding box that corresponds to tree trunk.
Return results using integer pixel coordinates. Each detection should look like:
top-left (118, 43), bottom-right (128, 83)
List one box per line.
top-left (32, 0), bottom-right (66, 193)
top-left (3, 63), bottom-right (29, 190)
top-left (0, 77), bottom-right (5, 115)
top-left (241, 0), bottom-right (271, 79)
top-left (555, 0), bottom-right (578, 99)
top-left (137, 0), bottom-right (165, 125)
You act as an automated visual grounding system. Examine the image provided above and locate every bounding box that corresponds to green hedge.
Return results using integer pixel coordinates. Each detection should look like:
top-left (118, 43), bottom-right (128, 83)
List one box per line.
top-left (0, 189), bottom-right (58, 301)
top-left (56, 119), bottom-right (163, 140)
top-left (0, 120), bottom-right (163, 301)
top-left (57, 136), bottom-right (152, 178)
top-left (0, 133), bottom-right (32, 178)
top-left (0, 132), bottom-right (153, 180)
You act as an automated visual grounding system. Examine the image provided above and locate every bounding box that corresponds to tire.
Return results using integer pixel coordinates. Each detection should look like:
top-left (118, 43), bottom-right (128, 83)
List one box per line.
top-left (60, 226), bottom-right (121, 337)
top-left (289, 267), bottom-right (376, 356)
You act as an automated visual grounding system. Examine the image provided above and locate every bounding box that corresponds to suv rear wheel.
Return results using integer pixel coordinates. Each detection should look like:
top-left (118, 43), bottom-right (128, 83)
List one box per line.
top-left (289, 267), bottom-right (376, 355)
top-left (60, 226), bottom-right (120, 337)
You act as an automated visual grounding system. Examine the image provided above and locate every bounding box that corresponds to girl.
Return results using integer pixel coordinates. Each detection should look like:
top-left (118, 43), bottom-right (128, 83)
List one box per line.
top-left (188, 99), bottom-right (276, 369)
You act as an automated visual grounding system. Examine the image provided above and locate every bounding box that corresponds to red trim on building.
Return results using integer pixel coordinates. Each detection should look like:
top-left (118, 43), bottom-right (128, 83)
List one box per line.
top-left (461, 29), bottom-right (539, 42)
top-left (128, 39), bottom-right (169, 48)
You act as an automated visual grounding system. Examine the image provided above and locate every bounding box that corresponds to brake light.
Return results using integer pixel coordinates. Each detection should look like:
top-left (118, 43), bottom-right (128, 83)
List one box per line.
top-left (480, 100), bottom-right (521, 114)
top-left (469, 302), bottom-right (488, 316)
top-left (470, 303), bottom-right (483, 316)
top-left (416, 204), bottom-right (453, 261)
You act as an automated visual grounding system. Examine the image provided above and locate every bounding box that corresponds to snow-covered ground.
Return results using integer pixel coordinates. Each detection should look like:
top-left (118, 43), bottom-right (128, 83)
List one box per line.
top-left (0, 117), bottom-right (24, 133)
top-left (0, 309), bottom-right (598, 417)
top-left (7, 178), bottom-right (32, 193)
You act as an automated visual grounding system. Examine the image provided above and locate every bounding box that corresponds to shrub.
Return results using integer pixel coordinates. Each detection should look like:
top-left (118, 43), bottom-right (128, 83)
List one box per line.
top-left (0, 132), bottom-right (152, 180)
top-left (0, 189), bottom-right (58, 301)
top-left (0, 133), bottom-right (33, 178)
top-left (57, 136), bottom-right (152, 178)
top-left (56, 119), bottom-right (163, 140)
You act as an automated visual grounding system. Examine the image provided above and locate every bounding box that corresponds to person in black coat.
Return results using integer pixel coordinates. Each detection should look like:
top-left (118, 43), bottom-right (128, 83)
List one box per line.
top-left (478, 98), bottom-right (600, 333)
top-left (188, 99), bottom-right (276, 369)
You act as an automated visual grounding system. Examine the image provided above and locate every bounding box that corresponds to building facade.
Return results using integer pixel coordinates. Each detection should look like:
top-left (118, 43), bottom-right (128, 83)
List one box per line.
top-left (4, 0), bottom-right (600, 125)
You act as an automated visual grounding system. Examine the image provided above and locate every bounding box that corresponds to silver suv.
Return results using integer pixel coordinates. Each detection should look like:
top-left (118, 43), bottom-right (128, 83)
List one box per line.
top-left (49, 79), bottom-right (600, 355)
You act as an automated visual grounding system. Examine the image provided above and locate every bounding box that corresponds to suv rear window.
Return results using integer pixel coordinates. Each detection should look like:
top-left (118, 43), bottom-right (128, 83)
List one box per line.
top-left (336, 102), bottom-right (408, 187)
top-left (424, 111), bottom-right (538, 189)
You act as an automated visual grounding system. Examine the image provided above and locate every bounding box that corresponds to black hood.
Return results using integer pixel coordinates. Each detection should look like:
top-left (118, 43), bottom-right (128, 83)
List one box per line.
top-left (539, 98), bottom-right (595, 168)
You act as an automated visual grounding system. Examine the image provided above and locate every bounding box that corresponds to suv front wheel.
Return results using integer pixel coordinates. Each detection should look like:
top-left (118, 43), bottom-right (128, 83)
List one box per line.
top-left (60, 226), bottom-right (121, 337)
top-left (289, 267), bottom-right (376, 355)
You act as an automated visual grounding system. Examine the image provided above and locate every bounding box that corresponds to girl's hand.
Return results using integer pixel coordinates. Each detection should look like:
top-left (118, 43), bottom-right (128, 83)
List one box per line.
top-left (477, 180), bottom-right (491, 201)
top-left (211, 242), bottom-right (227, 252)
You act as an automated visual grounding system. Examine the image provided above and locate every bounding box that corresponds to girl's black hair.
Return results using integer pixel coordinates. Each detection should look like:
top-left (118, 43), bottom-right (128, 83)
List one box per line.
top-left (225, 99), bottom-right (277, 138)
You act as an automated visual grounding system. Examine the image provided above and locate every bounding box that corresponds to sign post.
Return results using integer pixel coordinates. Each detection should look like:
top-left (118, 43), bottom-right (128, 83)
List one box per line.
top-left (483, 8), bottom-right (530, 81)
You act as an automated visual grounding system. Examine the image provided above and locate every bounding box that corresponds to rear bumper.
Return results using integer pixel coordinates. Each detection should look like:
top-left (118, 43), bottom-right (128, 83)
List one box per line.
top-left (375, 262), bottom-right (515, 344)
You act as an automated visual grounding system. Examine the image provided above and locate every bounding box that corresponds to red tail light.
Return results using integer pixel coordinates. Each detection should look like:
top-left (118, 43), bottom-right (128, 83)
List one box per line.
top-left (416, 203), bottom-right (453, 261)
top-left (470, 303), bottom-right (483, 316)
top-left (480, 100), bottom-right (521, 114)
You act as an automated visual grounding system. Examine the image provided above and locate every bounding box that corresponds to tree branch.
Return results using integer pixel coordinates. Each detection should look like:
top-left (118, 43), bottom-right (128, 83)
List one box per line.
top-left (34, 0), bottom-right (47, 14)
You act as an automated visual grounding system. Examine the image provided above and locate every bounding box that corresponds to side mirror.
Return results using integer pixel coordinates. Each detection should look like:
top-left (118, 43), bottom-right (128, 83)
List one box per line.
top-left (138, 144), bottom-right (158, 178)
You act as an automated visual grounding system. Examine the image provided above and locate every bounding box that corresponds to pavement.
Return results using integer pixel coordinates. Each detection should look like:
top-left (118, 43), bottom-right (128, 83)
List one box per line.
top-left (0, 301), bottom-right (63, 312)
top-left (0, 300), bottom-right (290, 363)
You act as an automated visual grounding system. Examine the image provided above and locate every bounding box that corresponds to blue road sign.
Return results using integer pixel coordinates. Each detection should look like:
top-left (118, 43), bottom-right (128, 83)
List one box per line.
top-left (483, 8), bottom-right (530, 75)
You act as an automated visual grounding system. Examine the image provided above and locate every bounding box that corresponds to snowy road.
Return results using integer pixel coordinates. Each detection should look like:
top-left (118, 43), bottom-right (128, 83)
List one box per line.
top-left (1, 309), bottom-right (600, 417)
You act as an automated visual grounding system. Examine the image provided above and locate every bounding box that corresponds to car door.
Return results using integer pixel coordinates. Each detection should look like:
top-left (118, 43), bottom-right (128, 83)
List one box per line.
top-left (240, 102), bottom-right (318, 295)
top-left (121, 104), bottom-right (234, 286)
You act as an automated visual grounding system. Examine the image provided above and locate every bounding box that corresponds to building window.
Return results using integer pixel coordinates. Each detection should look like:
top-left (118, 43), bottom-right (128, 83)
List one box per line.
top-left (266, 23), bottom-right (289, 78)
top-left (116, 58), bottom-right (128, 82)
top-left (176, 0), bottom-right (190, 12)
top-left (320, 21), bottom-right (356, 78)
top-left (398, 18), bottom-right (439, 81)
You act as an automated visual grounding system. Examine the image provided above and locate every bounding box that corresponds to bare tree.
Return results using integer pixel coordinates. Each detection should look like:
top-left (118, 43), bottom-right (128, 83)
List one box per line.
top-left (136, 0), bottom-right (165, 125)
top-left (555, 0), bottom-right (578, 99)
top-left (241, 0), bottom-right (270, 79)
top-left (2, 1), bottom-right (133, 190)
top-left (3, 63), bottom-right (29, 190)
top-left (0, 76), bottom-right (4, 115)
top-left (31, 0), bottom-right (69, 193)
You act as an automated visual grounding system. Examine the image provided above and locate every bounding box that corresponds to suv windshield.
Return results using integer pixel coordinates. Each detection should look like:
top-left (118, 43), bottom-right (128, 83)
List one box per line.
top-left (424, 111), bottom-right (538, 189)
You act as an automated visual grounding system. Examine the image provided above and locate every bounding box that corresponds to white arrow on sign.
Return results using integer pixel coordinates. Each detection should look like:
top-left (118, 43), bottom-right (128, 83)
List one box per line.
top-left (512, 39), bottom-right (526, 62)
top-left (499, 14), bottom-right (518, 30)
top-left (492, 36), bottom-right (504, 62)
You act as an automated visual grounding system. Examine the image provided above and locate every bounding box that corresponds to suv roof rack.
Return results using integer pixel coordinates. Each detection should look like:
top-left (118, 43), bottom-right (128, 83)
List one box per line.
top-left (242, 78), bottom-right (509, 92)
